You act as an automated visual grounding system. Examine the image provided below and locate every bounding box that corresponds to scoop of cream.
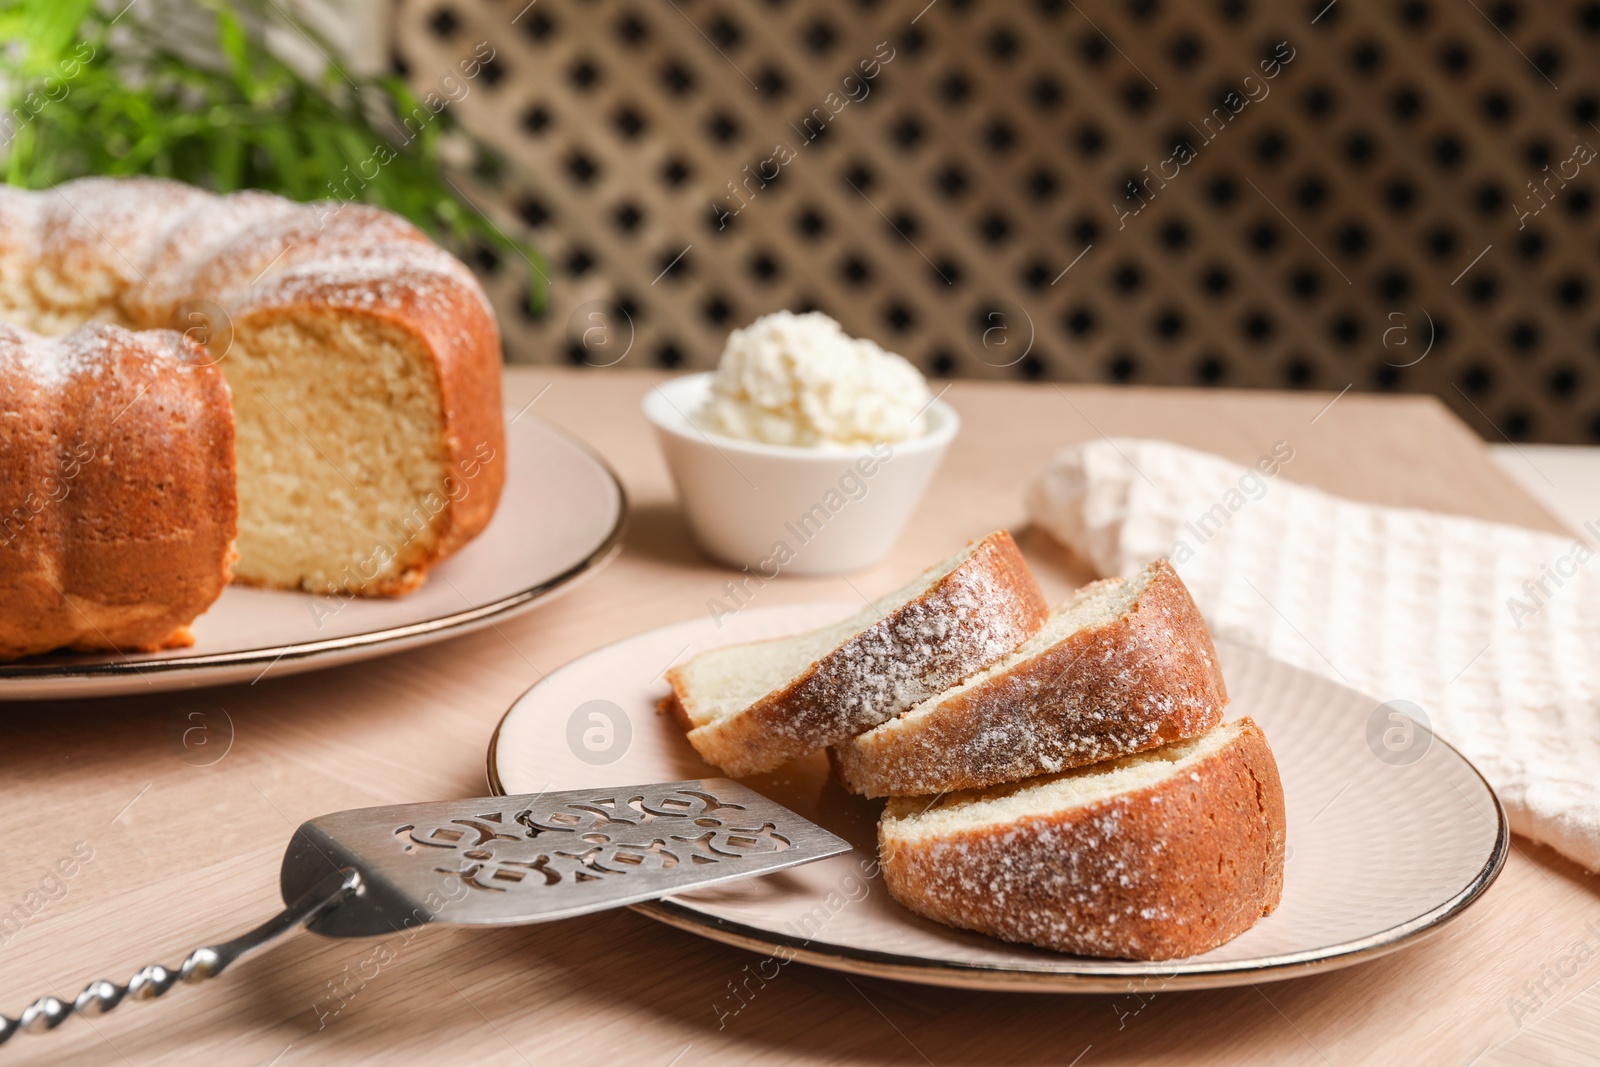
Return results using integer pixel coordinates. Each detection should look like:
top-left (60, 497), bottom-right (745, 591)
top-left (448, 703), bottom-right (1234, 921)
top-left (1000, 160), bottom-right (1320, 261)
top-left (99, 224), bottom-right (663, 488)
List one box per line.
top-left (696, 311), bottom-right (932, 447)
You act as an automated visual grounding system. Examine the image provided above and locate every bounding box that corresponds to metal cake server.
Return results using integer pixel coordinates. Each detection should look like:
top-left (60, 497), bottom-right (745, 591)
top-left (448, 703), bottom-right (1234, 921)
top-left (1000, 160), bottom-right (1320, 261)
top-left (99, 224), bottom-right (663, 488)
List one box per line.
top-left (0, 778), bottom-right (847, 1045)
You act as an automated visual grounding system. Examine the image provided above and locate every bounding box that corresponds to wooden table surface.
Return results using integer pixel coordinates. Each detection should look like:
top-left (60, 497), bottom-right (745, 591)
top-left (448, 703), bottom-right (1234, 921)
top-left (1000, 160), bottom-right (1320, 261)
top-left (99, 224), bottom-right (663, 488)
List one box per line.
top-left (3, 369), bottom-right (1597, 1066)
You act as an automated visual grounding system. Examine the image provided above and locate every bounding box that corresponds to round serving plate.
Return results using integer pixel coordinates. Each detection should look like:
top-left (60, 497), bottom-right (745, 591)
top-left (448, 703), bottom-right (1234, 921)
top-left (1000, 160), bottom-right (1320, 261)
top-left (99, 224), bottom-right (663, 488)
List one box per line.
top-left (488, 601), bottom-right (1508, 993)
top-left (0, 415), bottom-right (626, 700)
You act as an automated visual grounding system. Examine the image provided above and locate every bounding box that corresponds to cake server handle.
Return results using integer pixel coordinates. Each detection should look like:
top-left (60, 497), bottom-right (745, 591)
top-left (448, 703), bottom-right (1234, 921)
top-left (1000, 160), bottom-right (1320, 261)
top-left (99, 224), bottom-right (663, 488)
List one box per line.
top-left (0, 867), bottom-right (360, 1046)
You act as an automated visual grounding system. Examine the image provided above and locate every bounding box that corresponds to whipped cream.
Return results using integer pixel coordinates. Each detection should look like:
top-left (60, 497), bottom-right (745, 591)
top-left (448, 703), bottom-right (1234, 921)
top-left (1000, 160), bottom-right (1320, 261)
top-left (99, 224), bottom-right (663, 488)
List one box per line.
top-left (696, 311), bottom-right (932, 447)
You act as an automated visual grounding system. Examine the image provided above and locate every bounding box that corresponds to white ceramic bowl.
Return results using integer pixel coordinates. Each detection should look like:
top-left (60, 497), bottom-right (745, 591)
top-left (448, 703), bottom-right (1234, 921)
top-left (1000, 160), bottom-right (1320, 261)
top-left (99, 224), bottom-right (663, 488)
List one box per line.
top-left (642, 372), bottom-right (959, 575)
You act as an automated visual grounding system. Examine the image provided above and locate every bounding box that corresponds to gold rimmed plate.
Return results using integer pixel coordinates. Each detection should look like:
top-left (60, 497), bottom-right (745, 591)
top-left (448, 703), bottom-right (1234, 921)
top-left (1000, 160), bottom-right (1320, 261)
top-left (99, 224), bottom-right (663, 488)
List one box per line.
top-left (0, 416), bottom-right (626, 700)
top-left (488, 602), bottom-right (1508, 992)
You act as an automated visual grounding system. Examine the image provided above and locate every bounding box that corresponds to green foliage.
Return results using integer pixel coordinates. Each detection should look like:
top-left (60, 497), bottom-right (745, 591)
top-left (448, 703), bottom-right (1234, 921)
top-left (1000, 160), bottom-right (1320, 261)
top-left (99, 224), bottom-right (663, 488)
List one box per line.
top-left (0, 0), bottom-right (546, 312)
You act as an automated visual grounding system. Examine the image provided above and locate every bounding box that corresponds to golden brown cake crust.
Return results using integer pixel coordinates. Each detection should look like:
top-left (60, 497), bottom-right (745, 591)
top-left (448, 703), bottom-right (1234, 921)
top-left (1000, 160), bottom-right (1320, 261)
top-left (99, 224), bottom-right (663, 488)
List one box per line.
top-left (674, 531), bottom-right (1050, 777)
top-left (0, 323), bottom-right (237, 658)
top-left (834, 560), bottom-right (1228, 796)
top-left (879, 718), bottom-right (1287, 960)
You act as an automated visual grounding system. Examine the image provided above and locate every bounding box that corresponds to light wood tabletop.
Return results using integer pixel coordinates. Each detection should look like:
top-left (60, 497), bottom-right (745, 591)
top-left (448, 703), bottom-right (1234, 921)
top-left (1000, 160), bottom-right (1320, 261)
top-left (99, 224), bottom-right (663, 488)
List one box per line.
top-left (2, 369), bottom-right (1597, 1066)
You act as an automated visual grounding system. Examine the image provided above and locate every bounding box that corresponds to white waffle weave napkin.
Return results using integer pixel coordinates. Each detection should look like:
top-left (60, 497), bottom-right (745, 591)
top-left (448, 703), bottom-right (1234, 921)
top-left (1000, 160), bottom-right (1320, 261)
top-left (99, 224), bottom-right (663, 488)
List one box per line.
top-left (1027, 437), bottom-right (1600, 871)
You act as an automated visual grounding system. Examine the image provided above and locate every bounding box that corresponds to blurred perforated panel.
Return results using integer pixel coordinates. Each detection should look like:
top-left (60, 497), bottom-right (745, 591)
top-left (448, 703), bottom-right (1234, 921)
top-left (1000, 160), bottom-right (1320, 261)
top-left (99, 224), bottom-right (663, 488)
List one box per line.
top-left (396, 0), bottom-right (1600, 443)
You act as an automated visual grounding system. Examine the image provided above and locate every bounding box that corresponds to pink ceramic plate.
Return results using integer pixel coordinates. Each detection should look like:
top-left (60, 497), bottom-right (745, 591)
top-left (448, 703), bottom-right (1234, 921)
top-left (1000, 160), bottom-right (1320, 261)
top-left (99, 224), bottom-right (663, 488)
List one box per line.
top-left (0, 416), bottom-right (625, 700)
top-left (488, 602), bottom-right (1507, 992)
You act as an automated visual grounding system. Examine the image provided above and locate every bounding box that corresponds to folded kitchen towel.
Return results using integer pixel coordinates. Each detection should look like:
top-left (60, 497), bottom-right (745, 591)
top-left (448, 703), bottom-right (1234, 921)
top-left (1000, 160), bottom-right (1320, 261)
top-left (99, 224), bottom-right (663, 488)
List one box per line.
top-left (1027, 437), bottom-right (1600, 871)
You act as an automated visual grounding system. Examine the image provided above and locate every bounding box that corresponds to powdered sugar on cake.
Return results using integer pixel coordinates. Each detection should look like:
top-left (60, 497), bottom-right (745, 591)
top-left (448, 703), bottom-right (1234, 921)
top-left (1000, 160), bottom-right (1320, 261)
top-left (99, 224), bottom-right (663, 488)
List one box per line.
top-left (879, 720), bottom-right (1285, 959)
top-left (0, 180), bottom-right (494, 332)
top-left (836, 560), bottom-right (1227, 796)
top-left (678, 531), bottom-right (1050, 775)
top-left (805, 561), bottom-right (1034, 731)
top-left (0, 322), bottom-right (203, 388)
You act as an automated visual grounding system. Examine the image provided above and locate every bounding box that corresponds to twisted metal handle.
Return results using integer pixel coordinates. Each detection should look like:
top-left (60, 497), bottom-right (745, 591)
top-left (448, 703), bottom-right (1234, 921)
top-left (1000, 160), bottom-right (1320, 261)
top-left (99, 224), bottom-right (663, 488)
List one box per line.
top-left (0, 867), bottom-right (360, 1046)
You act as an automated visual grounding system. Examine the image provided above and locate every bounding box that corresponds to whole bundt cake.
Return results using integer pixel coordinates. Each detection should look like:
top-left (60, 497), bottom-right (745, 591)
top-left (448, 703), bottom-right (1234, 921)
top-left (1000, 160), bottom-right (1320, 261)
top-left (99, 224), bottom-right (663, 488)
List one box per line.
top-left (0, 177), bottom-right (506, 659)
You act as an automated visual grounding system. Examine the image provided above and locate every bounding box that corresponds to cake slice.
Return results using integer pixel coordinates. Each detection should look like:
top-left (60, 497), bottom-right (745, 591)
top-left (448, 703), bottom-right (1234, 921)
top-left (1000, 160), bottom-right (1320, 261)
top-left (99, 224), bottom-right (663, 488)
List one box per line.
top-left (879, 717), bottom-right (1285, 960)
top-left (833, 560), bottom-right (1226, 797)
top-left (667, 531), bottom-right (1049, 777)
